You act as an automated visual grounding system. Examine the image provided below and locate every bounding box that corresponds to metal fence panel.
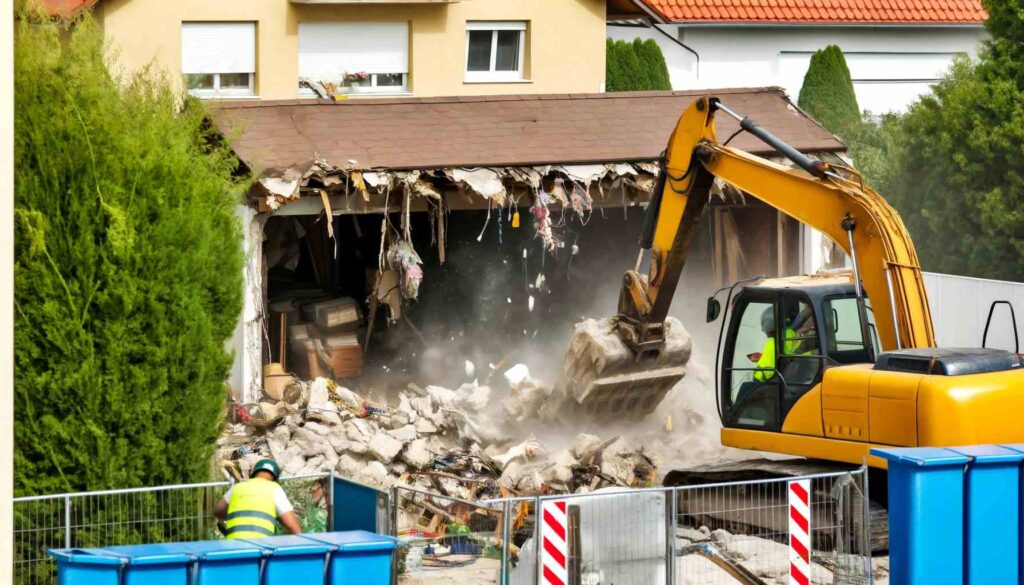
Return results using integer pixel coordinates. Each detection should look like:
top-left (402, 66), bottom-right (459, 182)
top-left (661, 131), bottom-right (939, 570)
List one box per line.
top-left (674, 471), bottom-right (872, 585)
top-left (13, 473), bottom-right (330, 585)
top-left (393, 485), bottom-right (506, 585)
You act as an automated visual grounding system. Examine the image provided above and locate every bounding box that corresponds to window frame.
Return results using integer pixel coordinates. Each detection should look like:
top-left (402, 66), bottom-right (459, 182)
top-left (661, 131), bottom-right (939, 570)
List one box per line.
top-left (299, 73), bottom-right (409, 98)
top-left (464, 21), bottom-right (527, 83)
top-left (822, 294), bottom-right (881, 364)
top-left (188, 72), bottom-right (256, 99)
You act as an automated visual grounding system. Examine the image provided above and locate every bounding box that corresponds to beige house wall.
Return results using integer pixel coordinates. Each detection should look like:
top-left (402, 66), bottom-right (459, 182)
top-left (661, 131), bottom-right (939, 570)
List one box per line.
top-left (97, 0), bottom-right (606, 100)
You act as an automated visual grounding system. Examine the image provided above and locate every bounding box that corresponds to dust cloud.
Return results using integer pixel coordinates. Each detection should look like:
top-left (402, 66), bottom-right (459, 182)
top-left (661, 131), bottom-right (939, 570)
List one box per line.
top-left (358, 208), bottom-right (746, 475)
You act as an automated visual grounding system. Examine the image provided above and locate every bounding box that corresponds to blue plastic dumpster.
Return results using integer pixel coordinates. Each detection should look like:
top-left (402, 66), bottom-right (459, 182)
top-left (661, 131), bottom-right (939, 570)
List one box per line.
top-left (1000, 443), bottom-right (1024, 582)
top-left (155, 540), bottom-right (263, 585)
top-left (240, 535), bottom-right (331, 585)
top-left (948, 445), bottom-right (1022, 584)
top-left (49, 548), bottom-right (125, 585)
top-left (872, 447), bottom-right (969, 585)
top-left (301, 530), bottom-right (399, 585)
top-left (51, 543), bottom-right (193, 585)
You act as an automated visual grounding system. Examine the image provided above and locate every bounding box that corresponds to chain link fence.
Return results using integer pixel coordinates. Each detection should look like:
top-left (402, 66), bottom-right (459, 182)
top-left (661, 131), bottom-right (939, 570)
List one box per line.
top-left (13, 473), bottom-right (330, 585)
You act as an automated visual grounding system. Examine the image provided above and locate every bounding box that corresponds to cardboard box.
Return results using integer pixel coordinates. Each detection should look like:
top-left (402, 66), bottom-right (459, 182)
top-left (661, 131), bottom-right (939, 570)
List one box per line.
top-left (310, 297), bottom-right (361, 333)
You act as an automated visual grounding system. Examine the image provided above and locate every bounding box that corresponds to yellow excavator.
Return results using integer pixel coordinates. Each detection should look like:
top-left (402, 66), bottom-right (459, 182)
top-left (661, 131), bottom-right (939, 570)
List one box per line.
top-left (565, 95), bottom-right (1024, 474)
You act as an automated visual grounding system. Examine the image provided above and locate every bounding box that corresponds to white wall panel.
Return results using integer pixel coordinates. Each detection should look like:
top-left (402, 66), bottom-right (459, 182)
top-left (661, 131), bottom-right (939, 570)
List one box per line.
top-left (925, 272), bottom-right (1024, 352)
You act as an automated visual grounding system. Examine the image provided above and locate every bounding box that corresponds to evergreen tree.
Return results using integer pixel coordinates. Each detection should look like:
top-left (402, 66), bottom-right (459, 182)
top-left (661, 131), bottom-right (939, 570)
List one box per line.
top-left (636, 39), bottom-right (672, 90)
top-left (631, 38), bottom-right (656, 90)
top-left (14, 15), bottom-right (244, 495)
top-left (797, 45), bottom-right (861, 135)
top-left (605, 38), bottom-right (622, 91)
top-left (605, 39), bottom-right (649, 92)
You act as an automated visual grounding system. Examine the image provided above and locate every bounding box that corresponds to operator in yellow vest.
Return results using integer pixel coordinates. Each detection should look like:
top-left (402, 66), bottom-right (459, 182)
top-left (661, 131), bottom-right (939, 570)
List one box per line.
top-left (753, 307), bottom-right (799, 383)
top-left (214, 459), bottom-right (302, 539)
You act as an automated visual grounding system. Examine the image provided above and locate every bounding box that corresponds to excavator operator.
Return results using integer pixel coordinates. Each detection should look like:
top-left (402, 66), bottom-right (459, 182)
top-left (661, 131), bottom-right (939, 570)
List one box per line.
top-left (752, 307), bottom-right (798, 383)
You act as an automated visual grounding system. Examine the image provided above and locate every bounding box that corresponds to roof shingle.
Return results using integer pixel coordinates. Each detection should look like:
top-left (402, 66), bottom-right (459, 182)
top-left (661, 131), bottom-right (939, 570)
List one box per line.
top-left (642, 0), bottom-right (986, 24)
top-left (214, 88), bottom-right (845, 175)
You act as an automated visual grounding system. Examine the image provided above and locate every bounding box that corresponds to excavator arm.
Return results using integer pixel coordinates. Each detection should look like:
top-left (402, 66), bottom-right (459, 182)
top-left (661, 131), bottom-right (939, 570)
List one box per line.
top-left (619, 96), bottom-right (935, 353)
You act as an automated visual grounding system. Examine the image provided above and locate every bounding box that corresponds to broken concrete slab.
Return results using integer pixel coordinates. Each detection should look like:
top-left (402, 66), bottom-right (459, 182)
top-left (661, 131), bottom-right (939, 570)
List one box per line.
top-left (369, 432), bottom-right (404, 464)
top-left (402, 438), bottom-right (434, 469)
top-left (389, 424), bottom-right (418, 444)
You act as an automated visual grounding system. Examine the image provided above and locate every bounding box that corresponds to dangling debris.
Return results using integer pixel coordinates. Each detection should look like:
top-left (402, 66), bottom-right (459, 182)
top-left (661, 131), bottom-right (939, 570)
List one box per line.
top-left (387, 240), bottom-right (424, 300)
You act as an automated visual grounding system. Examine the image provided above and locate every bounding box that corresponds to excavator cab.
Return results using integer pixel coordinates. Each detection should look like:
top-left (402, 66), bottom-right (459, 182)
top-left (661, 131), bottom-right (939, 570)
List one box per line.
top-left (711, 276), bottom-right (879, 432)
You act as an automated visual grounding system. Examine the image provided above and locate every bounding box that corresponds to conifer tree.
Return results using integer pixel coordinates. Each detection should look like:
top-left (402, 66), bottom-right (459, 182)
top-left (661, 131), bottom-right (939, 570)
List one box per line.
top-left (14, 14), bottom-right (244, 495)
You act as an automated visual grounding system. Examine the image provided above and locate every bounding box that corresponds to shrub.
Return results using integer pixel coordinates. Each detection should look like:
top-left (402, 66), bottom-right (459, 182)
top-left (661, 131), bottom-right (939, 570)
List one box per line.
top-left (14, 14), bottom-right (245, 495)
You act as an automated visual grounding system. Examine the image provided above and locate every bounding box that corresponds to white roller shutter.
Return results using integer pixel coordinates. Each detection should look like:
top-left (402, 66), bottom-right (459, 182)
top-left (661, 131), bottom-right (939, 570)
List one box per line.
top-left (299, 22), bottom-right (409, 82)
top-left (181, 22), bottom-right (256, 74)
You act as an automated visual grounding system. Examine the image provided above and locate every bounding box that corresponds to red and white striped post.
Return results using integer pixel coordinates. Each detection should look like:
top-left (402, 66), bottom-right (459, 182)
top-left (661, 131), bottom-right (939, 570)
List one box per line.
top-left (539, 499), bottom-right (569, 585)
top-left (789, 479), bottom-right (812, 585)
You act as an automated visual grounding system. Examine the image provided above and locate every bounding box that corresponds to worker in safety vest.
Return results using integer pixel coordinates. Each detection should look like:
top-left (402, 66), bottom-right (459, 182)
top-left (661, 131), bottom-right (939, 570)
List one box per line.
top-left (753, 307), bottom-right (799, 382)
top-left (214, 459), bottom-right (302, 539)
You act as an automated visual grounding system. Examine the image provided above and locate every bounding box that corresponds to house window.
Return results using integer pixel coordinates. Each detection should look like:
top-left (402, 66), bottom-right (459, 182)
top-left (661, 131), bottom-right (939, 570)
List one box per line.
top-left (181, 22), bottom-right (256, 98)
top-left (465, 21), bottom-right (526, 82)
top-left (298, 22), bottom-right (409, 97)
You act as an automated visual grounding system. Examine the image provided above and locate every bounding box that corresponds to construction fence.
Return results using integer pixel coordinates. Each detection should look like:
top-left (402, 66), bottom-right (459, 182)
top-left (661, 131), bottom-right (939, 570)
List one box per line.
top-left (390, 467), bottom-right (874, 585)
top-left (14, 468), bottom-right (874, 585)
top-left (13, 473), bottom-right (331, 585)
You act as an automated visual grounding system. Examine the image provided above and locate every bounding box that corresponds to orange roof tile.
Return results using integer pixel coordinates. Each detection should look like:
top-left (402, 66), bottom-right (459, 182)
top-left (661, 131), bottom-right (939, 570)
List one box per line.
top-left (643, 0), bottom-right (987, 24)
top-left (33, 0), bottom-right (99, 18)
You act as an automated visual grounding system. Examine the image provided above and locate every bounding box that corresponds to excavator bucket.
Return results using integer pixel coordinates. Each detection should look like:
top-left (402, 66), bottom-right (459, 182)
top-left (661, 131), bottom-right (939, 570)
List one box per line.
top-left (551, 316), bottom-right (692, 420)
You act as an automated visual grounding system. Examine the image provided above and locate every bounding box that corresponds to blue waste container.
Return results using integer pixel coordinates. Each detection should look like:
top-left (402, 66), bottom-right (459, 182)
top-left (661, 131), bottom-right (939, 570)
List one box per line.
top-left (872, 447), bottom-right (969, 585)
top-left (1001, 443), bottom-right (1024, 582)
top-left (301, 531), bottom-right (399, 585)
top-left (240, 535), bottom-right (331, 585)
top-left (52, 543), bottom-right (194, 585)
top-left (49, 548), bottom-right (126, 585)
top-left (155, 540), bottom-right (264, 585)
top-left (948, 445), bottom-right (1022, 584)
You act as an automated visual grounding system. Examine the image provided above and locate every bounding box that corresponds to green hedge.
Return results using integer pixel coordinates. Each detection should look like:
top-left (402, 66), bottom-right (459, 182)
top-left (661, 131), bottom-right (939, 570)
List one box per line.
top-left (607, 38), bottom-right (672, 91)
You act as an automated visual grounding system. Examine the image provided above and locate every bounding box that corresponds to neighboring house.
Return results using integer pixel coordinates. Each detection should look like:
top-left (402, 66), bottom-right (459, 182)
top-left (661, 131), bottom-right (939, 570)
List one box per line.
top-left (40, 0), bottom-right (641, 100)
top-left (608, 0), bottom-right (987, 113)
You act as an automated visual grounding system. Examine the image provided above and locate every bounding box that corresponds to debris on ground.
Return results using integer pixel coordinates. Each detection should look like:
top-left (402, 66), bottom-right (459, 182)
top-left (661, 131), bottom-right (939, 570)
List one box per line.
top-left (219, 369), bottom-right (665, 497)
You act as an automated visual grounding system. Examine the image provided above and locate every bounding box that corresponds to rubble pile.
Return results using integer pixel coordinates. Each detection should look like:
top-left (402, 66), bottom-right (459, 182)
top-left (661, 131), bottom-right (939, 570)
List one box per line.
top-left (219, 369), bottom-right (662, 498)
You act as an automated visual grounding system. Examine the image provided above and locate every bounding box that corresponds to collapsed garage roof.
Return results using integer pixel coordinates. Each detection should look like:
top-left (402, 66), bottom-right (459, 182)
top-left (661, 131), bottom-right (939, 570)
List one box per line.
top-left (212, 87), bottom-right (845, 214)
top-left (215, 87), bottom-right (843, 174)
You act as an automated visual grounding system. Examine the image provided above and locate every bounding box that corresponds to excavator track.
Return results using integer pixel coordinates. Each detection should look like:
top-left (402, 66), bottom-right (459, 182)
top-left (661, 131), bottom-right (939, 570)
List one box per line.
top-left (665, 458), bottom-right (888, 553)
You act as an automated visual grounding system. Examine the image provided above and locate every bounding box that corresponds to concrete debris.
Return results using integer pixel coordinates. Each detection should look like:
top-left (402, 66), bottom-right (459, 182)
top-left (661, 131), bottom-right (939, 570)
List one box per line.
top-left (219, 371), bottom-right (662, 495)
top-left (369, 432), bottom-right (404, 463)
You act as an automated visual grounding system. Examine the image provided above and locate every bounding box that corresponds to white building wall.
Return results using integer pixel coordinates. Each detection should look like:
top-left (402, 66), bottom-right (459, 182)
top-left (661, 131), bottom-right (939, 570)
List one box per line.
top-left (607, 24), bottom-right (985, 114)
top-left (228, 205), bottom-right (265, 404)
top-left (923, 272), bottom-right (1024, 352)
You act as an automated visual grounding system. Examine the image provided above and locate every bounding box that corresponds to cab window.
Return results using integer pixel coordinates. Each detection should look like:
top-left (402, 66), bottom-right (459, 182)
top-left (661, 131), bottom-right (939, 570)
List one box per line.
top-left (778, 294), bottom-right (823, 406)
top-left (824, 296), bottom-right (880, 364)
top-left (724, 299), bottom-right (781, 430)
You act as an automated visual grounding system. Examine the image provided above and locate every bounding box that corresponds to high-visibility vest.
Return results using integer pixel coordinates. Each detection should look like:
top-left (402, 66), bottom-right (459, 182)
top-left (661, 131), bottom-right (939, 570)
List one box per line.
top-left (754, 328), bottom-right (799, 382)
top-left (225, 478), bottom-right (279, 539)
